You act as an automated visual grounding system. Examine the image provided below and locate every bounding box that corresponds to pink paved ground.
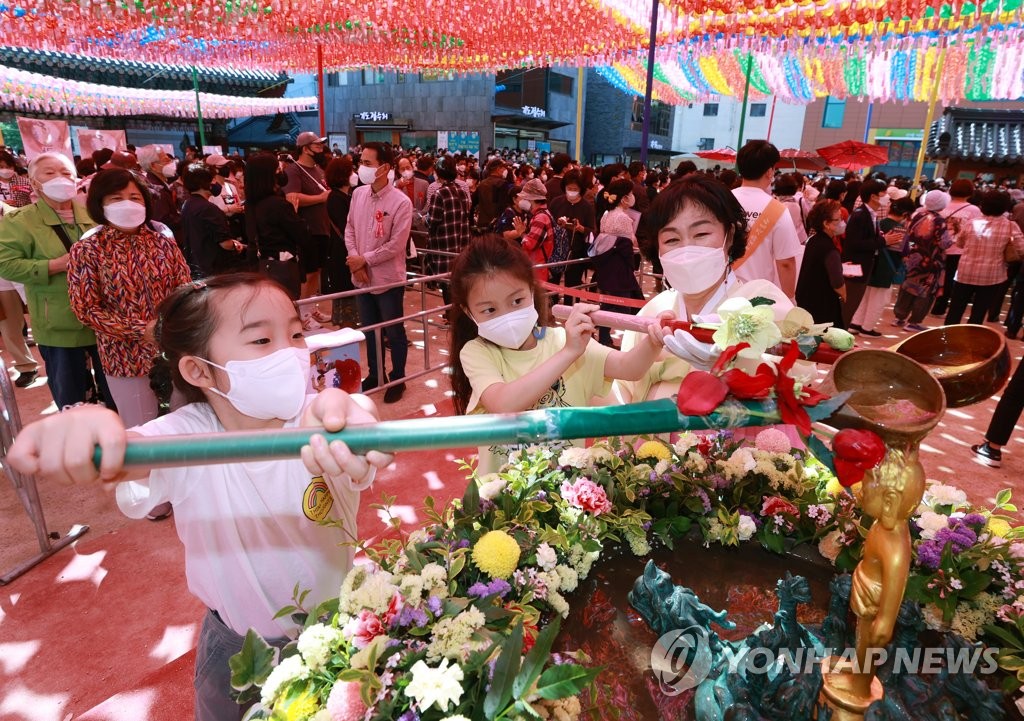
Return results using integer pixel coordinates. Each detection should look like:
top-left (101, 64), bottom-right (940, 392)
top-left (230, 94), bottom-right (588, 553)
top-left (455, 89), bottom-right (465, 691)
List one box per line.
top-left (1, 287), bottom-right (1023, 720)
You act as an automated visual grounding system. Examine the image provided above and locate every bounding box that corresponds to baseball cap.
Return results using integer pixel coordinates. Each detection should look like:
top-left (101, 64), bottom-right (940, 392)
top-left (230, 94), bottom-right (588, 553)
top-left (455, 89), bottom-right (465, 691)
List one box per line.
top-left (296, 131), bottom-right (327, 148)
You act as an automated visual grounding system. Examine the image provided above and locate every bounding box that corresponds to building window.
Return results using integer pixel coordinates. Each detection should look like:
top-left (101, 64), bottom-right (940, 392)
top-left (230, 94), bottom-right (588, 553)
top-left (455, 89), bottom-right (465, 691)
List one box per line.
top-left (420, 70), bottom-right (456, 82)
top-left (750, 103), bottom-right (767, 117)
top-left (630, 99), bottom-right (672, 136)
top-left (327, 72), bottom-right (340, 87)
top-left (362, 68), bottom-right (385, 85)
top-left (550, 72), bottom-right (573, 96)
top-left (703, 103), bottom-right (719, 117)
top-left (396, 72), bottom-right (406, 84)
top-left (822, 96), bottom-right (846, 128)
top-left (698, 137), bottom-right (715, 150)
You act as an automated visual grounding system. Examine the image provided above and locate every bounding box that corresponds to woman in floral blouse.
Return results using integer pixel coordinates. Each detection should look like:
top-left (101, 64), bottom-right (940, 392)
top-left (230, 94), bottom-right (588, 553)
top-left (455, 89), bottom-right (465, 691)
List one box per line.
top-left (68, 168), bottom-right (191, 428)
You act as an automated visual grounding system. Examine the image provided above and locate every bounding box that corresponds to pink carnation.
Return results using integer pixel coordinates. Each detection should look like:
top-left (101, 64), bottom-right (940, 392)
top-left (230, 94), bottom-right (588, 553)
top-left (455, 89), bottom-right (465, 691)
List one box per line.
top-left (326, 680), bottom-right (368, 721)
top-left (561, 478), bottom-right (613, 516)
top-left (761, 496), bottom-right (799, 518)
top-left (347, 609), bottom-right (385, 650)
top-left (755, 428), bottom-right (792, 453)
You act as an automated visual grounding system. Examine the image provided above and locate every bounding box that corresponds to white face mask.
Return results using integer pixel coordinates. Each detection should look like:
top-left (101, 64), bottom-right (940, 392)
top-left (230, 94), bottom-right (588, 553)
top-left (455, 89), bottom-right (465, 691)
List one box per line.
top-left (401, 169), bottom-right (414, 180)
top-left (349, 172), bottom-right (359, 187)
top-left (661, 245), bottom-right (729, 295)
top-left (540, 173), bottom-right (548, 183)
top-left (40, 176), bottom-right (77, 202)
top-left (0, 168), bottom-right (15, 180)
top-left (622, 194), bottom-right (635, 209)
top-left (518, 198), bottom-right (533, 212)
top-left (202, 346), bottom-right (310, 420)
top-left (565, 190), bottom-right (580, 201)
top-left (475, 305), bottom-right (539, 349)
top-left (832, 220), bottom-right (847, 235)
top-left (162, 161), bottom-right (178, 178)
top-left (357, 165), bottom-right (381, 186)
top-left (104, 199), bottom-right (147, 230)
top-left (386, 169), bottom-right (395, 184)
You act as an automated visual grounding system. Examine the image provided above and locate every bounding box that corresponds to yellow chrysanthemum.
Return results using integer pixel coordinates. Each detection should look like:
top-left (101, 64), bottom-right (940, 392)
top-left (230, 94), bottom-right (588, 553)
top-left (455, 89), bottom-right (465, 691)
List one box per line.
top-left (987, 517), bottom-right (1012, 538)
top-left (280, 687), bottom-right (319, 721)
top-left (636, 441), bottom-right (671, 463)
top-left (472, 530), bottom-right (521, 579)
top-left (824, 477), bottom-right (844, 497)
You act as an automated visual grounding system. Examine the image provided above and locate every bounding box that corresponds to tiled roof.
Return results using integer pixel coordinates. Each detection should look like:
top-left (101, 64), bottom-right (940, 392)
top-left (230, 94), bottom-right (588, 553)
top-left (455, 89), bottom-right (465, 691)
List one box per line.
top-left (0, 46), bottom-right (289, 98)
top-left (927, 107), bottom-right (1024, 165)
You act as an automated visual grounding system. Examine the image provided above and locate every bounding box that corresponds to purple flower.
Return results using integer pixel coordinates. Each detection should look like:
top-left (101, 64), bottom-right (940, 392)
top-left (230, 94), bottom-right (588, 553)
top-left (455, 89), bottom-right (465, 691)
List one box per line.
top-left (696, 488), bottom-right (712, 514)
top-left (935, 523), bottom-right (977, 552)
top-left (398, 712), bottom-right (420, 721)
top-left (392, 605), bottom-right (429, 629)
top-left (427, 595), bottom-right (443, 616)
top-left (916, 540), bottom-right (943, 570)
top-left (479, 498), bottom-right (496, 513)
top-left (487, 578), bottom-right (512, 598)
top-left (710, 473), bottom-right (730, 490)
top-left (961, 513), bottom-right (987, 530)
top-left (468, 582), bottom-right (490, 598)
top-left (649, 471), bottom-right (659, 482)
top-left (535, 491), bottom-right (547, 501)
top-left (642, 521), bottom-right (652, 531)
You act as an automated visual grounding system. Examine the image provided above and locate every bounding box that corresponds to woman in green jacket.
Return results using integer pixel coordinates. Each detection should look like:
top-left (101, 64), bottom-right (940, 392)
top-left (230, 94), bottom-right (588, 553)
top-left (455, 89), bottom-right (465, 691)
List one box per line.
top-left (0, 152), bottom-right (113, 410)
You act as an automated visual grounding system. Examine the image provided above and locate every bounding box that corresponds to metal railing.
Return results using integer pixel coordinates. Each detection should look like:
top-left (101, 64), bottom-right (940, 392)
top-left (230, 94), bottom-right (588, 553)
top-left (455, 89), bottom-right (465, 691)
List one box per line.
top-left (0, 356), bottom-right (89, 585)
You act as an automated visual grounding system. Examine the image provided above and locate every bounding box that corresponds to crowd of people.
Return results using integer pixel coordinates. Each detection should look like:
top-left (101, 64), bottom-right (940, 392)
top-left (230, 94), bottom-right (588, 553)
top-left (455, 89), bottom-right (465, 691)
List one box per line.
top-left (7, 129), bottom-right (1024, 720)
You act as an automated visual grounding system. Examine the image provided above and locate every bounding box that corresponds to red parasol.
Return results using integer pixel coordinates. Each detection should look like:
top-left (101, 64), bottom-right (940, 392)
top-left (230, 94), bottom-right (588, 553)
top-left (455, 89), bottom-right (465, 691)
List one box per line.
top-left (816, 140), bottom-right (889, 171)
top-left (695, 147), bottom-right (737, 162)
top-left (776, 148), bottom-right (827, 171)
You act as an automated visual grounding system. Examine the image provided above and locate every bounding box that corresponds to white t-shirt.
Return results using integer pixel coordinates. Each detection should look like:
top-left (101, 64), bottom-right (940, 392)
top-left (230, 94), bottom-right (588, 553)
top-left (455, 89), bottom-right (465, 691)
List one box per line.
top-left (116, 400), bottom-right (364, 638)
top-left (731, 186), bottom-right (802, 287)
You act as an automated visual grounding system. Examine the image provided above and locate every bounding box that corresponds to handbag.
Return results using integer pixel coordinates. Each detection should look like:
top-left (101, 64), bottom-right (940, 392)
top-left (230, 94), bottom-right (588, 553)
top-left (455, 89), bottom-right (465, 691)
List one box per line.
top-left (1005, 240), bottom-right (1021, 263)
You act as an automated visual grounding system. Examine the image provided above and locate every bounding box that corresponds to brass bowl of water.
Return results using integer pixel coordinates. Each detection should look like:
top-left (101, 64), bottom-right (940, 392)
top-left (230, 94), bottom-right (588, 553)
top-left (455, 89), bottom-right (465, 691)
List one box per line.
top-left (890, 324), bottom-right (1010, 408)
top-left (820, 349), bottom-right (946, 444)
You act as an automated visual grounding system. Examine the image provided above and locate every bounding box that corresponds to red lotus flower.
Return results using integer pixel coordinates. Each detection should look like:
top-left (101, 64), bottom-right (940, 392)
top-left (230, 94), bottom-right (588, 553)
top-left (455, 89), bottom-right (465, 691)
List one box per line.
top-left (774, 341), bottom-right (827, 435)
top-left (676, 343), bottom-right (750, 415)
top-left (832, 428), bottom-right (887, 486)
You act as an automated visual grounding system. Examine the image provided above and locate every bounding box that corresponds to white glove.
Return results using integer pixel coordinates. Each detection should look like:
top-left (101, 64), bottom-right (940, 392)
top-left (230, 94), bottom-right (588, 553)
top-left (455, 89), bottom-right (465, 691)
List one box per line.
top-left (663, 329), bottom-right (720, 371)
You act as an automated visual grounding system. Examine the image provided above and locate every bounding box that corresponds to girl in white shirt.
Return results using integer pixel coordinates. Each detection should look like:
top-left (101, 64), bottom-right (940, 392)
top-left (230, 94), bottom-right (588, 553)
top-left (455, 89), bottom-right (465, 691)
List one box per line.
top-left (8, 272), bottom-right (392, 721)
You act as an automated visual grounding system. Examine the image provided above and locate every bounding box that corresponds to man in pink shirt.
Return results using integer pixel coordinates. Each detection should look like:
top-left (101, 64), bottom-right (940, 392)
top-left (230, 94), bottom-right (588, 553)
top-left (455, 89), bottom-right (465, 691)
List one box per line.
top-left (345, 142), bottom-right (413, 403)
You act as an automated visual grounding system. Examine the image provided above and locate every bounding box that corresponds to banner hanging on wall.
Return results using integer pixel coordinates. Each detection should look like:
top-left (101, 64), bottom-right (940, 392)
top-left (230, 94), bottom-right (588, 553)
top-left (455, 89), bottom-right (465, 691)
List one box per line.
top-left (16, 117), bottom-right (72, 160)
top-left (74, 127), bottom-right (127, 158)
top-left (439, 131), bottom-right (480, 157)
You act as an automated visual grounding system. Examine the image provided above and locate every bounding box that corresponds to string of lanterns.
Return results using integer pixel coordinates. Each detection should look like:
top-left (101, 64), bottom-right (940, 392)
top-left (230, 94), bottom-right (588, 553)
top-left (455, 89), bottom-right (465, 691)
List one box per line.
top-left (0, 64), bottom-right (317, 118)
top-left (0, 0), bottom-right (1021, 73)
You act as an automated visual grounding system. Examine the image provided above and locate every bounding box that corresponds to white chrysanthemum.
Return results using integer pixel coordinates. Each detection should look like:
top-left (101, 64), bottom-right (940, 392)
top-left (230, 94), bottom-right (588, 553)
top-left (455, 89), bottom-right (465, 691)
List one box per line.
top-left (555, 565), bottom-right (579, 592)
top-left (406, 528), bottom-right (429, 547)
top-left (558, 446), bottom-right (593, 469)
top-left (535, 542), bottom-right (558, 571)
top-left (404, 658), bottom-right (465, 712)
top-left (588, 444), bottom-right (615, 466)
top-left (673, 432), bottom-right (700, 455)
top-left (297, 623), bottom-right (344, 671)
top-left (654, 459), bottom-right (671, 476)
top-left (737, 515), bottom-right (757, 541)
top-left (340, 568), bottom-right (398, 615)
top-left (549, 590), bottom-right (571, 618)
top-left (259, 654), bottom-right (309, 705)
top-left (478, 474), bottom-right (508, 501)
top-left (442, 716), bottom-right (472, 721)
top-left (685, 452), bottom-right (709, 474)
top-left (427, 607), bottom-right (486, 661)
top-left (399, 573), bottom-right (425, 601)
top-left (924, 483), bottom-right (968, 509)
top-left (915, 510), bottom-right (950, 540)
top-left (420, 563), bottom-right (448, 591)
top-left (568, 544), bottom-right (600, 579)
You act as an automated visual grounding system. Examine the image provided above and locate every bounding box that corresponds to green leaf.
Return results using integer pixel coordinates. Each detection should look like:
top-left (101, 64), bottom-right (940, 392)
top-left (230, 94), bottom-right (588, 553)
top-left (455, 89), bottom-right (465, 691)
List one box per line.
top-left (535, 663), bottom-right (602, 700)
top-left (463, 475), bottom-right (480, 515)
top-left (272, 605), bottom-right (298, 620)
top-left (484, 622), bottom-right (524, 719)
top-left (983, 624), bottom-right (1024, 650)
top-left (997, 488), bottom-right (1012, 507)
top-left (514, 618), bottom-right (561, 698)
top-left (749, 296), bottom-right (776, 307)
top-left (229, 630), bottom-right (279, 703)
